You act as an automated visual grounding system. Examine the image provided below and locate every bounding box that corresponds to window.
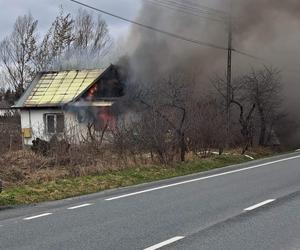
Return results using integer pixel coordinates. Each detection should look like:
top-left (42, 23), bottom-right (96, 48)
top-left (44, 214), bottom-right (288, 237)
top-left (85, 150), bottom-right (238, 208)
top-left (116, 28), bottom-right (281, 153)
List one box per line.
top-left (45, 113), bottom-right (64, 134)
top-left (46, 115), bottom-right (55, 134)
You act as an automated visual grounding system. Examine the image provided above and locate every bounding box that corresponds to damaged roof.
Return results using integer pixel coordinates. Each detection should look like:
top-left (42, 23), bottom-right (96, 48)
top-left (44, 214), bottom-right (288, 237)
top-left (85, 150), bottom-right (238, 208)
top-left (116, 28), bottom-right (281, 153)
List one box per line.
top-left (15, 68), bottom-right (107, 108)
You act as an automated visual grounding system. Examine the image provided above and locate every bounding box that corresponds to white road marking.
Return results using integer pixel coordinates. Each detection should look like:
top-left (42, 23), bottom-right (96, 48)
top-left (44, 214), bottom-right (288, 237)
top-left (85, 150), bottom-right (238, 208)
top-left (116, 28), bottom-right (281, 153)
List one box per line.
top-left (67, 203), bottom-right (93, 210)
top-left (106, 155), bottom-right (300, 201)
top-left (244, 199), bottom-right (276, 211)
top-left (23, 213), bottom-right (53, 220)
top-left (144, 236), bottom-right (185, 250)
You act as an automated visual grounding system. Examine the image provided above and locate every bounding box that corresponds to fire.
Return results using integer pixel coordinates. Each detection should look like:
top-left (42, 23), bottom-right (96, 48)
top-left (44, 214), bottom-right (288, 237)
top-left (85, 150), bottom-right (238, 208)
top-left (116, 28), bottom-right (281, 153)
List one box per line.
top-left (97, 107), bottom-right (115, 130)
top-left (87, 85), bottom-right (98, 98)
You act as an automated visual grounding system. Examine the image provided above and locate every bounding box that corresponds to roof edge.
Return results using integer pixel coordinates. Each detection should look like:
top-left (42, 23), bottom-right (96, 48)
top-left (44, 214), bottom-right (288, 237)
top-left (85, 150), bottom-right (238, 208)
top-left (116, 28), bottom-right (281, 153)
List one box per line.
top-left (14, 73), bottom-right (43, 108)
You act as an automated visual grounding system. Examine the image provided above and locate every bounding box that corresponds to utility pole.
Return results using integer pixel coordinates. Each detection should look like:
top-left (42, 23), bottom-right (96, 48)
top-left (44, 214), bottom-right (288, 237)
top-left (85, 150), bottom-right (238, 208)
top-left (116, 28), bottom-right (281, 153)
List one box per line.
top-left (226, 0), bottom-right (233, 147)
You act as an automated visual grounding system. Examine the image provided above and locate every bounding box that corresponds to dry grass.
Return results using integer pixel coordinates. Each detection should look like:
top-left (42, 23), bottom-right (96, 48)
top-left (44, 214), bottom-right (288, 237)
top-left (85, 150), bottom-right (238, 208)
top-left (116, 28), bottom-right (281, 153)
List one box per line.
top-left (0, 142), bottom-right (288, 206)
top-left (0, 145), bottom-right (285, 189)
top-left (0, 154), bottom-right (250, 206)
top-left (229, 146), bottom-right (283, 159)
top-left (0, 150), bottom-right (62, 186)
top-left (0, 148), bottom-right (148, 188)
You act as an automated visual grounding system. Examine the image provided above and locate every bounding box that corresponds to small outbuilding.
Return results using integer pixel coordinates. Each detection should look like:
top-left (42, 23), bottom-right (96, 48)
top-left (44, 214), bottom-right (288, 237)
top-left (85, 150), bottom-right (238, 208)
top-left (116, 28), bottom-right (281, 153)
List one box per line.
top-left (14, 65), bottom-right (124, 145)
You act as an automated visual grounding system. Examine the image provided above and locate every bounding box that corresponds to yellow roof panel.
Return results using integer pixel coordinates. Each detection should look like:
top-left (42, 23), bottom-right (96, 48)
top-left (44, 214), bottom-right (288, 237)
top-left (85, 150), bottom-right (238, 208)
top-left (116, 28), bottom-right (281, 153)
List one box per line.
top-left (24, 69), bottom-right (105, 106)
top-left (72, 79), bottom-right (84, 84)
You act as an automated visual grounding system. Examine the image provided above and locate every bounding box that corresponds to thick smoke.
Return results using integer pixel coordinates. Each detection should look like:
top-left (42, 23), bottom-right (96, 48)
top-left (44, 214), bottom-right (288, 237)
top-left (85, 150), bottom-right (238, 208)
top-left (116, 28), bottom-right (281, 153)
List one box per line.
top-left (122, 0), bottom-right (300, 145)
top-left (125, 0), bottom-right (300, 78)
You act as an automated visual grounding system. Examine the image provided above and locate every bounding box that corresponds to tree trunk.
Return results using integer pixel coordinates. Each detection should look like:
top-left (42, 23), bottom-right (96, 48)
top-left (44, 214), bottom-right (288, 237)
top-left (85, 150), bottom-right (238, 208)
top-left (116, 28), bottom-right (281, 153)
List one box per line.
top-left (258, 107), bottom-right (267, 145)
top-left (179, 133), bottom-right (186, 162)
top-left (259, 124), bottom-right (266, 145)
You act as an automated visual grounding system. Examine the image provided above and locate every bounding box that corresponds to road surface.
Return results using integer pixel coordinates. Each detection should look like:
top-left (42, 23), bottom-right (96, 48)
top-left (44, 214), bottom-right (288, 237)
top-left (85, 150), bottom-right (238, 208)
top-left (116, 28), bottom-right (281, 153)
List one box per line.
top-left (1, 152), bottom-right (300, 250)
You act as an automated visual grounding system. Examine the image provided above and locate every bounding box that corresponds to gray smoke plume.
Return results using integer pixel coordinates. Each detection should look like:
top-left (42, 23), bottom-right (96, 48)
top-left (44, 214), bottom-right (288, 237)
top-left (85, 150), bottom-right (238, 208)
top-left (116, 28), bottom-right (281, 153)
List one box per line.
top-left (122, 0), bottom-right (300, 145)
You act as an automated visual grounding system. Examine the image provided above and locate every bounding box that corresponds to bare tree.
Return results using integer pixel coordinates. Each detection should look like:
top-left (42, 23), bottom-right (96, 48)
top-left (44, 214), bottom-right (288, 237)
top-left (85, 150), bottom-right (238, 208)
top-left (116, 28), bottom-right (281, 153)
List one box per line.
top-left (0, 13), bottom-right (38, 98)
top-left (73, 9), bottom-right (112, 57)
top-left (143, 76), bottom-right (190, 161)
top-left (47, 9), bottom-right (113, 70)
top-left (186, 98), bottom-right (227, 156)
top-left (34, 8), bottom-right (74, 71)
top-left (51, 9), bottom-right (74, 57)
top-left (243, 66), bottom-right (283, 146)
top-left (33, 31), bottom-right (52, 72)
top-left (73, 9), bottom-right (94, 49)
top-left (213, 74), bottom-right (257, 153)
top-left (213, 66), bottom-right (284, 152)
top-left (121, 74), bottom-right (194, 163)
top-left (1, 9), bottom-right (114, 96)
top-left (114, 73), bottom-right (228, 163)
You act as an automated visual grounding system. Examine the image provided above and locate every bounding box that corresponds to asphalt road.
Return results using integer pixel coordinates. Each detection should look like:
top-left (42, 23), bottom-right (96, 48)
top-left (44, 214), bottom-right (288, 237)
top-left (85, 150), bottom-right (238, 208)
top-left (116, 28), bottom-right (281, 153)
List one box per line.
top-left (1, 152), bottom-right (300, 250)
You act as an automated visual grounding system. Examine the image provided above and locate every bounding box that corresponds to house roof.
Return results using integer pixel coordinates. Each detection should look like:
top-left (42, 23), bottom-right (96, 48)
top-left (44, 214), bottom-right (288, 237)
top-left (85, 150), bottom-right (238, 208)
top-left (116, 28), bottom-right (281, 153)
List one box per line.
top-left (15, 68), bottom-right (108, 108)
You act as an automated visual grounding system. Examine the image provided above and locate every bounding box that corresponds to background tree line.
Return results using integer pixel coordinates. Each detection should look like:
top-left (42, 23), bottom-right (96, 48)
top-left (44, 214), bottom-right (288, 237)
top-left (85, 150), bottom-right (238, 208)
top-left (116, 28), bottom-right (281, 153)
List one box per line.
top-left (0, 8), bottom-right (113, 101)
top-left (110, 66), bottom-right (285, 164)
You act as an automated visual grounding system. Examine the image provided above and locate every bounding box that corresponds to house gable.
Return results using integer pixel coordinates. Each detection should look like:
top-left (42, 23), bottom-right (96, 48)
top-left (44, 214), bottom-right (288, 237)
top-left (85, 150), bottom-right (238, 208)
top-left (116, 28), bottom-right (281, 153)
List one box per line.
top-left (75, 65), bottom-right (124, 102)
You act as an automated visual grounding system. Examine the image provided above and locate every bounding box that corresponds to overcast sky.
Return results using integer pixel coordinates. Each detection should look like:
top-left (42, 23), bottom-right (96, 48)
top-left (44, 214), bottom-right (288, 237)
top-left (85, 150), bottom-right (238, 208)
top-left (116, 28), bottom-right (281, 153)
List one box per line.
top-left (0, 0), bottom-right (142, 41)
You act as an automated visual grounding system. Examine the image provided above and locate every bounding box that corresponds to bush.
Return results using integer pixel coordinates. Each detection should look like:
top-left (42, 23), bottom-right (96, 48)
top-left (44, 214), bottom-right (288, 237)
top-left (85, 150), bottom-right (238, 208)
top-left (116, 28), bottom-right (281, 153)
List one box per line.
top-left (0, 115), bottom-right (22, 155)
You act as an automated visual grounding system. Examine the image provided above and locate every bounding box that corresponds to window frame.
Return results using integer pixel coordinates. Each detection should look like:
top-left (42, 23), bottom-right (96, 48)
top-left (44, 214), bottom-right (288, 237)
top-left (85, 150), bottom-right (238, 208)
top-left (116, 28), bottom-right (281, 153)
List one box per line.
top-left (44, 113), bottom-right (65, 135)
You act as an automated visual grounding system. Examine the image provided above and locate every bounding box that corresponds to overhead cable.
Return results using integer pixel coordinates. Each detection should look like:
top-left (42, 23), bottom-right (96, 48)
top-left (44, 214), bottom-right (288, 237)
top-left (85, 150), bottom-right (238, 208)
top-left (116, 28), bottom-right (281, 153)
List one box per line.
top-left (68, 0), bottom-right (265, 61)
top-left (69, 0), bottom-right (228, 51)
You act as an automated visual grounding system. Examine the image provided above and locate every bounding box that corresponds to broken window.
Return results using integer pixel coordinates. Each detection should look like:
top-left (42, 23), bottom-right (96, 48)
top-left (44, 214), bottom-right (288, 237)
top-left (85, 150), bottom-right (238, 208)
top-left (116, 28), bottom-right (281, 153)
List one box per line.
top-left (45, 113), bottom-right (65, 134)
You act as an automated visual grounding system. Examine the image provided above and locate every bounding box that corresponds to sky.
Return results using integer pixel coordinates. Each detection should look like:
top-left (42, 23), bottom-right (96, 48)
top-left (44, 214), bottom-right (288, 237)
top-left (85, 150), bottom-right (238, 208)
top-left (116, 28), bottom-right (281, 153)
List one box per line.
top-left (0, 0), bottom-right (142, 41)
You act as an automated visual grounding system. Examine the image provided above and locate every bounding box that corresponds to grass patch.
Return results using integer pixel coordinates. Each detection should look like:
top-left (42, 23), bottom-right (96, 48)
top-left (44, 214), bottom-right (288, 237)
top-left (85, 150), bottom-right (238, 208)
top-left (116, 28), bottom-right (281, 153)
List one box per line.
top-left (0, 155), bottom-right (250, 206)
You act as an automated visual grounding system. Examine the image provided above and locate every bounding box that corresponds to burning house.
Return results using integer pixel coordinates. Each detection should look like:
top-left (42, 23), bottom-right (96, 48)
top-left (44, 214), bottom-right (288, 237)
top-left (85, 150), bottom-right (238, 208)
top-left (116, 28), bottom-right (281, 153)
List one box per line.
top-left (14, 65), bottom-right (124, 145)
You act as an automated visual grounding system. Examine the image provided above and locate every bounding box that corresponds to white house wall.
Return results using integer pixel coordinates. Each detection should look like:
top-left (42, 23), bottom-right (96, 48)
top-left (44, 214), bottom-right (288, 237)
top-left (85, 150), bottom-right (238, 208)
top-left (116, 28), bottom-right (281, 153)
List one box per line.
top-left (21, 109), bottom-right (56, 145)
top-left (64, 112), bottom-right (90, 144)
top-left (20, 109), bottom-right (90, 145)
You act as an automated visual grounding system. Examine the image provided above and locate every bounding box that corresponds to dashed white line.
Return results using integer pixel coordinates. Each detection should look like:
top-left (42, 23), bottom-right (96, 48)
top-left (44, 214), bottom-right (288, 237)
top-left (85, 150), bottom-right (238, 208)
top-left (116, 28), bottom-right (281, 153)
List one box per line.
top-left (106, 155), bottom-right (300, 201)
top-left (67, 203), bottom-right (93, 210)
top-left (244, 199), bottom-right (276, 211)
top-left (144, 236), bottom-right (185, 250)
top-left (23, 213), bottom-right (53, 220)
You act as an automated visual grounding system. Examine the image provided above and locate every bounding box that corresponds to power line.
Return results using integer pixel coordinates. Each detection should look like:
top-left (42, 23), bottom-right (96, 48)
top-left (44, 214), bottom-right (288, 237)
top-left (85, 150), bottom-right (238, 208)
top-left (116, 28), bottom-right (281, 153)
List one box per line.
top-left (233, 48), bottom-right (266, 61)
top-left (181, 0), bottom-right (228, 15)
top-left (149, 0), bottom-right (224, 16)
top-left (147, 0), bottom-right (228, 17)
top-left (149, 0), bottom-right (228, 18)
top-left (68, 0), bottom-right (264, 61)
top-left (144, 2), bottom-right (225, 23)
top-left (144, 0), bottom-right (264, 61)
top-left (68, 0), bottom-right (228, 51)
top-left (144, 0), bottom-right (227, 23)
